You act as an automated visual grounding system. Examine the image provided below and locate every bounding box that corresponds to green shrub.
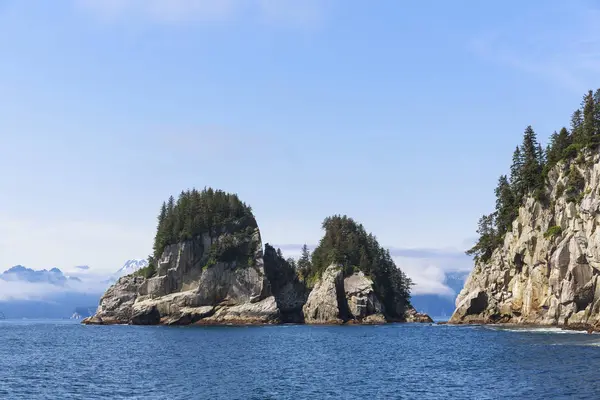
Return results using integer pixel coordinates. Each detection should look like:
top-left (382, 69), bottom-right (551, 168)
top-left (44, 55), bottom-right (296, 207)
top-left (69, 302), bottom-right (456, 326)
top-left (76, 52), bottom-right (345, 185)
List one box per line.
top-left (533, 187), bottom-right (548, 205)
top-left (562, 143), bottom-right (584, 160)
top-left (544, 225), bottom-right (563, 239)
top-left (136, 264), bottom-right (157, 279)
top-left (565, 167), bottom-right (585, 203)
top-left (556, 183), bottom-right (565, 197)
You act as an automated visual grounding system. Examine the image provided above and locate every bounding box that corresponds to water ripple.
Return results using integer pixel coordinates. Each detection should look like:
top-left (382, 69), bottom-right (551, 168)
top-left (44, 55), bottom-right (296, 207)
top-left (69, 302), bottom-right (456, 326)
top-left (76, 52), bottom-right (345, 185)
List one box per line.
top-left (0, 321), bottom-right (599, 399)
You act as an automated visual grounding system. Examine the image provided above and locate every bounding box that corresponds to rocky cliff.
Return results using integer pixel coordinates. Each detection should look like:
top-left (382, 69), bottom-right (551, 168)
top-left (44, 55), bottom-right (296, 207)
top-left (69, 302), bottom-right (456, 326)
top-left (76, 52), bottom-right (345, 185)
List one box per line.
top-left (303, 265), bottom-right (432, 324)
top-left (84, 227), bottom-right (290, 325)
top-left (451, 150), bottom-right (600, 328)
top-left (84, 190), bottom-right (432, 326)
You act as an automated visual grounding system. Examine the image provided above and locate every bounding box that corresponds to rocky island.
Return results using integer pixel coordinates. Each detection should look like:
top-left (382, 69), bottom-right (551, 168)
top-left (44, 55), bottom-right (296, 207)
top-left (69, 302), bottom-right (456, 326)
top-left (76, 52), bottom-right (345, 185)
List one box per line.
top-left (84, 189), bottom-right (431, 326)
top-left (451, 88), bottom-right (600, 331)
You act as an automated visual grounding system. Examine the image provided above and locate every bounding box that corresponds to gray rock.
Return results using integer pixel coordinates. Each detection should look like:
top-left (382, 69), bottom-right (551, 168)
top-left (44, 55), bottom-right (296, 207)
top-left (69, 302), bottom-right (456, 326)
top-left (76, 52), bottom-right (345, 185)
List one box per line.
top-left (83, 275), bottom-right (144, 325)
top-left (344, 271), bottom-right (383, 321)
top-left (303, 265), bottom-right (345, 324)
top-left (451, 152), bottom-right (600, 328)
top-left (303, 266), bottom-right (431, 324)
top-left (86, 228), bottom-right (278, 325)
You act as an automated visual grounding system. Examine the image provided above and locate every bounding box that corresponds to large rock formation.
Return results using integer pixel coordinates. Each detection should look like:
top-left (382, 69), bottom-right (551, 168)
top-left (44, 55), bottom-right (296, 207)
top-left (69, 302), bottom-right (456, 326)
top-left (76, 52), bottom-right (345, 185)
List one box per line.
top-left (84, 190), bottom-right (431, 326)
top-left (84, 228), bottom-right (286, 325)
top-left (451, 150), bottom-right (600, 328)
top-left (303, 265), bottom-right (431, 324)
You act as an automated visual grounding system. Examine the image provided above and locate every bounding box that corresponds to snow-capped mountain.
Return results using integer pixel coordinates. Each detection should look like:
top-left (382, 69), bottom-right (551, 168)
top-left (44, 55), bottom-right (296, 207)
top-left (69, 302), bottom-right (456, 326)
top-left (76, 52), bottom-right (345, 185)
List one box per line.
top-left (113, 259), bottom-right (148, 278)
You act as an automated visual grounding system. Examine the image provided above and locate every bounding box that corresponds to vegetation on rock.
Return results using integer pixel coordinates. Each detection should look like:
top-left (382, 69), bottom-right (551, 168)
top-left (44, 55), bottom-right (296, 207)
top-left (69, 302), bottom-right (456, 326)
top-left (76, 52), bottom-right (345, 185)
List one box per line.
top-left (307, 215), bottom-right (413, 318)
top-left (135, 264), bottom-right (156, 279)
top-left (468, 88), bottom-right (600, 262)
top-left (263, 243), bottom-right (299, 293)
top-left (148, 188), bottom-right (257, 272)
top-left (543, 225), bottom-right (563, 240)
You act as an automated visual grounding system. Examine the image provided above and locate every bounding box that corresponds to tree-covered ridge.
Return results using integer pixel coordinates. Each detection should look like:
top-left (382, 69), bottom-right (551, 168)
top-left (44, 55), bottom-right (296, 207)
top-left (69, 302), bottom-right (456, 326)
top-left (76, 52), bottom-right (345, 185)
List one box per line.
top-left (307, 215), bottom-right (413, 317)
top-left (151, 188), bottom-right (256, 264)
top-left (263, 243), bottom-right (300, 293)
top-left (467, 88), bottom-right (600, 263)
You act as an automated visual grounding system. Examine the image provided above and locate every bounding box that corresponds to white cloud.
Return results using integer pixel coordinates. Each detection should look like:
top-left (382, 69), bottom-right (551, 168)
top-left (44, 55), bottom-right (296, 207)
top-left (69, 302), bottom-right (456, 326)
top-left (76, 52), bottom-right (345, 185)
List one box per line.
top-left (76, 0), bottom-right (327, 26)
top-left (394, 258), bottom-right (455, 297)
top-left (0, 277), bottom-right (107, 302)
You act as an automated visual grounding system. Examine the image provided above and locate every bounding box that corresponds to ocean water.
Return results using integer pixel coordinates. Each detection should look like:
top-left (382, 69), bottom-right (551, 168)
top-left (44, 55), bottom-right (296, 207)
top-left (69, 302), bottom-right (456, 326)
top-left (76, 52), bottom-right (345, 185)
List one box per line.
top-left (1, 321), bottom-right (600, 399)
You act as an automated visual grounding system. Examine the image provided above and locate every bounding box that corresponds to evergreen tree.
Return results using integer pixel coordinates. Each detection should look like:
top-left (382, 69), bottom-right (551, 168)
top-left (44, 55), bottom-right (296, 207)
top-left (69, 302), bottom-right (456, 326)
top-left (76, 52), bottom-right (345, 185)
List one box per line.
top-left (465, 214), bottom-right (498, 263)
top-left (582, 90), bottom-right (595, 143)
top-left (594, 89), bottom-right (600, 137)
top-left (546, 127), bottom-right (571, 167)
top-left (494, 175), bottom-right (516, 236)
top-left (297, 244), bottom-right (312, 281)
top-left (571, 109), bottom-right (584, 144)
top-left (152, 202), bottom-right (168, 262)
top-left (520, 126), bottom-right (543, 197)
top-left (510, 146), bottom-right (524, 200)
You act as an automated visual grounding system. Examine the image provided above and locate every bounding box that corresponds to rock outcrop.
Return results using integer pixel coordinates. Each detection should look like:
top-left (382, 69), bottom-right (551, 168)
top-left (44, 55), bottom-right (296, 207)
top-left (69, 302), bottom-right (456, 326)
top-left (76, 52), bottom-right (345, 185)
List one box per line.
top-left (85, 226), bottom-right (287, 325)
top-left (84, 190), bottom-right (431, 326)
top-left (84, 275), bottom-right (144, 325)
top-left (303, 265), bottom-right (346, 324)
top-left (451, 150), bottom-right (600, 328)
top-left (302, 265), bottom-right (430, 324)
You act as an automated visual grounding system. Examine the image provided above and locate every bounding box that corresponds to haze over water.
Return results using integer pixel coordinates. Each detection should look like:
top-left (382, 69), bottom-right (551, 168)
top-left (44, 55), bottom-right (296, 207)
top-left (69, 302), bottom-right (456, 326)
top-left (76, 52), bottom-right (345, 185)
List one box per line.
top-left (1, 320), bottom-right (599, 399)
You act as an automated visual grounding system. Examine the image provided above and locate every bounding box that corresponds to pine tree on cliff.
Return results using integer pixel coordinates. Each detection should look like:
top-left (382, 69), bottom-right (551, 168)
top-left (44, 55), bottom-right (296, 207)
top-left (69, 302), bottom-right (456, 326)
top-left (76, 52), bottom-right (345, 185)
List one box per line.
top-left (297, 244), bottom-right (312, 281)
top-left (465, 213), bottom-right (498, 262)
top-left (594, 89), bottom-right (600, 137)
top-left (519, 125), bottom-right (544, 198)
top-left (165, 195), bottom-right (175, 243)
top-left (494, 175), bottom-right (516, 236)
top-left (510, 146), bottom-right (524, 200)
top-left (571, 109), bottom-right (584, 145)
top-left (152, 202), bottom-right (168, 261)
top-left (582, 90), bottom-right (596, 144)
top-left (546, 127), bottom-right (572, 168)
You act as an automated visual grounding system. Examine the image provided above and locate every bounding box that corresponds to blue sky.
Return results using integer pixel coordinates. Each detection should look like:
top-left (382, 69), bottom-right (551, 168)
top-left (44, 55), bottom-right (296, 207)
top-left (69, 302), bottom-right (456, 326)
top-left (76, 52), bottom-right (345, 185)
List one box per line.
top-left (1, 0), bottom-right (600, 295)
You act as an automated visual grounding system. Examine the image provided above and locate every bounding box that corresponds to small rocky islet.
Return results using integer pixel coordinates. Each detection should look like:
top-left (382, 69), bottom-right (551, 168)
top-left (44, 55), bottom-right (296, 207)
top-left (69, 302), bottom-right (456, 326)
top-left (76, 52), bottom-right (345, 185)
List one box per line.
top-left (84, 189), bottom-right (432, 326)
top-left (451, 88), bottom-right (600, 332)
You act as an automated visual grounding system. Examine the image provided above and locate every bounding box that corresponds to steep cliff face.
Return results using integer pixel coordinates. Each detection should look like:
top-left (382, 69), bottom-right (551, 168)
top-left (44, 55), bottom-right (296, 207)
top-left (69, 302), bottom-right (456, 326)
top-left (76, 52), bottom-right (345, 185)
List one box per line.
top-left (85, 226), bottom-right (287, 325)
top-left (451, 151), bottom-right (600, 327)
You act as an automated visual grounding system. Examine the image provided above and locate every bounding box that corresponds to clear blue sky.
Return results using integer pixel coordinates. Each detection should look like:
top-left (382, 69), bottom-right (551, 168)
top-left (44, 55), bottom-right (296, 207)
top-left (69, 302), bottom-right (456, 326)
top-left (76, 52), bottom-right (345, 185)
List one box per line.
top-left (1, 1), bottom-right (599, 294)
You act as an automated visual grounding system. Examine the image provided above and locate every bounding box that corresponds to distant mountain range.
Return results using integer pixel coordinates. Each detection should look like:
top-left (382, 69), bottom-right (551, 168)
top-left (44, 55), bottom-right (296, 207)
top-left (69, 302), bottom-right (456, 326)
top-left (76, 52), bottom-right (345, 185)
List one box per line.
top-left (0, 259), bottom-right (147, 319)
top-left (1, 265), bottom-right (82, 285)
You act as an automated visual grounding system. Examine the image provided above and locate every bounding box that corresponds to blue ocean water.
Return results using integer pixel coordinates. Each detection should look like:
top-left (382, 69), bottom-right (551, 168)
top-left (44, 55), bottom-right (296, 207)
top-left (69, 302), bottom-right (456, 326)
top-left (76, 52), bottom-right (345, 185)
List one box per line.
top-left (1, 320), bottom-right (599, 399)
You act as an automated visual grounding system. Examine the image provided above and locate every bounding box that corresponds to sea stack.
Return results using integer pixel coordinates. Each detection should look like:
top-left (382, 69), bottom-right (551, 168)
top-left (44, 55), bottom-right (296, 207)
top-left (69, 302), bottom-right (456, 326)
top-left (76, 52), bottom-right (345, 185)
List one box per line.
top-left (84, 189), bottom-right (431, 326)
